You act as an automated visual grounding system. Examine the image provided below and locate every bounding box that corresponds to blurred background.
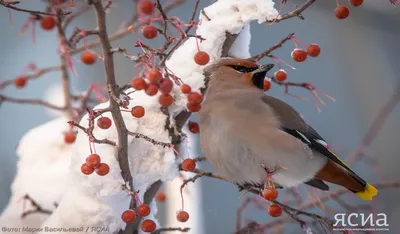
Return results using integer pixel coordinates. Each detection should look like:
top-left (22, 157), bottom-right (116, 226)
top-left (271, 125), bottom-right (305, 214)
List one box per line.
top-left (0, 0), bottom-right (399, 233)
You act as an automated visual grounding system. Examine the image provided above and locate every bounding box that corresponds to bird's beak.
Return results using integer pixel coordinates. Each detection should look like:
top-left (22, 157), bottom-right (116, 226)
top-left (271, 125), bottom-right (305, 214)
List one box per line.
top-left (250, 64), bottom-right (274, 90)
top-left (251, 64), bottom-right (275, 75)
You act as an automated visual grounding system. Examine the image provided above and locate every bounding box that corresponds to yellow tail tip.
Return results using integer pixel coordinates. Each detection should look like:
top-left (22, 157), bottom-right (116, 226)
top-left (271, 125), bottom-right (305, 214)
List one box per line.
top-left (356, 184), bottom-right (378, 200)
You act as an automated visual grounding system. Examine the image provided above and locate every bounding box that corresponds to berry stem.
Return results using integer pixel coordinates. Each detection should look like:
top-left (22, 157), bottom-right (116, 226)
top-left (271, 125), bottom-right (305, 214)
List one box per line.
top-left (291, 36), bottom-right (308, 48)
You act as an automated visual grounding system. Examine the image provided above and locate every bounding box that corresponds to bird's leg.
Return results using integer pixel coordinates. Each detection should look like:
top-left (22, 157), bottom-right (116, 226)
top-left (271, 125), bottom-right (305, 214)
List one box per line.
top-left (261, 163), bottom-right (278, 189)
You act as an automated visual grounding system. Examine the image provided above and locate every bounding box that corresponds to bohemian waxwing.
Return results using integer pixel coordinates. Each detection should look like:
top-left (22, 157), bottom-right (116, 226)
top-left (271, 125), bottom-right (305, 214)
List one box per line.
top-left (198, 58), bottom-right (378, 200)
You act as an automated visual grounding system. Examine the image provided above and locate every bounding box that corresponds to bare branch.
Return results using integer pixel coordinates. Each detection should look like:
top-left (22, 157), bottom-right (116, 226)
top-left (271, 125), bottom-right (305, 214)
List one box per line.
top-left (0, 0), bottom-right (71, 16)
top-left (248, 33), bottom-right (294, 61)
top-left (347, 84), bottom-right (400, 165)
top-left (0, 66), bottom-right (61, 89)
top-left (110, 47), bottom-right (139, 61)
top-left (71, 0), bottom-right (187, 55)
top-left (20, 194), bottom-right (53, 219)
top-left (151, 227), bottom-right (190, 234)
top-left (127, 131), bottom-right (172, 148)
top-left (0, 94), bottom-right (65, 110)
top-left (56, 11), bottom-right (74, 121)
top-left (269, 0), bottom-right (317, 23)
top-left (92, 0), bottom-right (134, 213)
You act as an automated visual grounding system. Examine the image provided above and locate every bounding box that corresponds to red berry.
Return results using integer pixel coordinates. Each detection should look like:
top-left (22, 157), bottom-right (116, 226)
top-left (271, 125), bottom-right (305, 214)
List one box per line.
top-left (141, 219), bottom-right (156, 233)
top-left (145, 84), bottom-right (159, 96)
top-left (263, 80), bottom-right (271, 91)
top-left (268, 204), bottom-right (282, 217)
top-left (349, 0), bottom-right (363, 6)
top-left (180, 84), bottom-right (191, 94)
top-left (147, 69), bottom-right (162, 84)
top-left (194, 51), bottom-right (210, 66)
top-left (136, 204), bottom-right (151, 217)
top-left (81, 50), bottom-right (97, 65)
top-left (182, 159), bottom-right (196, 171)
top-left (142, 25), bottom-right (158, 39)
top-left (81, 163), bottom-right (95, 175)
top-left (306, 43), bottom-right (321, 57)
top-left (262, 188), bottom-right (279, 201)
top-left (131, 78), bottom-right (147, 90)
top-left (155, 192), bottom-right (166, 202)
top-left (131, 106), bottom-right (145, 118)
top-left (95, 163), bottom-right (110, 176)
top-left (158, 94), bottom-right (174, 107)
top-left (138, 0), bottom-right (154, 15)
top-left (188, 121), bottom-right (200, 134)
top-left (334, 5), bottom-right (350, 19)
top-left (186, 103), bottom-right (201, 112)
top-left (97, 117), bottom-right (112, 129)
top-left (176, 210), bottom-right (189, 223)
top-left (159, 79), bottom-right (173, 94)
top-left (274, 70), bottom-right (287, 82)
top-left (40, 16), bottom-right (56, 31)
top-left (64, 132), bottom-right (76, 144)
top-left (121, 209), bottom-right (136, 224)
top-left (291, 49), bottom-right (307, 62)
top-left (85, 154), bottom-right (101, 168)
top-left (187, 92), bottom-right (203, 105)
top-left (14, 76), bottom-right (27, 88)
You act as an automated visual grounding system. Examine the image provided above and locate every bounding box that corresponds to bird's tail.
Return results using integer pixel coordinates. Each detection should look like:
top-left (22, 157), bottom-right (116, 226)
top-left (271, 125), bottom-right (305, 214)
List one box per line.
top-left (355, 183), bottom-right (378, 200)
top-left (315, 160), bottom-right (378, 200)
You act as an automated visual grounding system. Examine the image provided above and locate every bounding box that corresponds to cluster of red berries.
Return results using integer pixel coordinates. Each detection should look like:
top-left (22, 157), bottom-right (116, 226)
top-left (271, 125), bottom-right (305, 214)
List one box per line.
top-left (263, 42), bottom-right (320, 91)
top-left (137, 0), bottom-right (158, 39)
top-left (334, 0), bottom-right (364, 20)
top-left (185, 91), bottom-right (203, 112)
top-left (179, 84), bottom-right (203, 112)
top-left (121, 204), bottom-right (157, 232)
top-left (131, 69), bottom-right (174, 107)
top-left (291, 43), bottom-right (321, 63)
top-left (262, 187), bottom-right (282, 217)
top-left (80, 154), bottom-right (110, 176)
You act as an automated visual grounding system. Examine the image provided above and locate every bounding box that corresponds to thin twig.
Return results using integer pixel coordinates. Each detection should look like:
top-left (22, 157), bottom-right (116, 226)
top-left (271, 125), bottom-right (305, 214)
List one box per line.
top-left (127, 131), bottom-right (172, 148)
top-left (248, 33), bottom-right (294, 61)
top-left (0, 94), bottom-right (65, 110)
top-left (110, 47), bottom-right (139, 61)
top-left (71, 0), bottom-right (186, 55)
top-left (347, 85), bottom-right (400, 165)
top-left (0, 0), bottom-right (71, 16)
top-left (56, 11), bottom-right (74, 121)
top-left (151, 227), bottom-right (190, 234)
top-left (0, 66), bottom-right (61, 89)
top-left (20, 194), bottom-right (53, 219)
top-left (268, 0), bottom-right (317, 23)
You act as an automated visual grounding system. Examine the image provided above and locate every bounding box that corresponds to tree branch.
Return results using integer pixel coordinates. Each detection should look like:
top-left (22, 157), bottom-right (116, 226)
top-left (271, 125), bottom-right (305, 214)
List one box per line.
top-left (91, 0), bottom-right (134, 197)
top-left (0, 66), bottom-right (61, 89)
top-left (0, 0), bottom-right (71, 16)
top-left (0, 94), bottom-right (65, 110)
top-left (269, 0), bottom-right (317, 23)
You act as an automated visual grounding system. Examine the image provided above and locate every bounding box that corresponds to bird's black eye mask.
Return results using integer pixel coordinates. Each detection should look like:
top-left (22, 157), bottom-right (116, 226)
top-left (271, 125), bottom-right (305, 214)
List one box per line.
top-left (228, 64), bottom-right (274, 90)
top-left (228, 65), bottom-right (258, 73)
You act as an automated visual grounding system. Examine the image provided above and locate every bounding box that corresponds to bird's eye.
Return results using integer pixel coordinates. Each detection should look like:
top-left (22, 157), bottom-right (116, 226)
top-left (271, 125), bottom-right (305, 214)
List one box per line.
top-left (228, 65), bottom-right (258, 73)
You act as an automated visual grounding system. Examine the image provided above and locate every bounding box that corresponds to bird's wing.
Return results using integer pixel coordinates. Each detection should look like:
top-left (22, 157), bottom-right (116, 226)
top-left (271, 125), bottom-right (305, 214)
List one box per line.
top-left (261, 96), bottom-right (367, 187)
